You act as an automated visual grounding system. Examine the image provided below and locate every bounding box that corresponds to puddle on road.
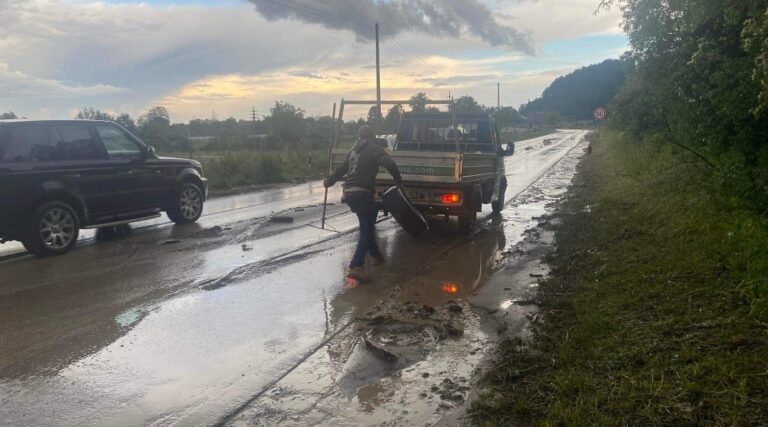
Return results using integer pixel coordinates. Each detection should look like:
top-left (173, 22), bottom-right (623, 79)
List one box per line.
top-left (228, 139), bottom-right (588, 426)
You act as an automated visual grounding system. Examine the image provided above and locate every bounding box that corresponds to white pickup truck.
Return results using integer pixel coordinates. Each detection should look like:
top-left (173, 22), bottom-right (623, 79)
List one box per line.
top-left (333, 112), bottom-right (510, 234)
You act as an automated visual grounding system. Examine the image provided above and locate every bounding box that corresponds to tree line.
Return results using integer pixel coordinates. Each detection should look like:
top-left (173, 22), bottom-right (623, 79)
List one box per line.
top-left (602, 0), bottom-right (768, 213)
top-left (1, 92), bottom-right (525, 152)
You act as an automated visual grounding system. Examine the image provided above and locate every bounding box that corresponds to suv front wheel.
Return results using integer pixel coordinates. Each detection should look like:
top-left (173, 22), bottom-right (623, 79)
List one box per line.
top-left (23, 201), bottom-right (81, 256)
top-left (167, 182), bottom-right (204, 225)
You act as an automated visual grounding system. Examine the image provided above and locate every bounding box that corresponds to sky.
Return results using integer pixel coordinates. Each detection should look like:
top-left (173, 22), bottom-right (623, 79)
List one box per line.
top-left (0, 0), bottom-right (628, 122)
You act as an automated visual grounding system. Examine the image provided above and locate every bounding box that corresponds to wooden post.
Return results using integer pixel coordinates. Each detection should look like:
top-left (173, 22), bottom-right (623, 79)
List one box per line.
top-left (375, 23), bottom-right (382, 133)
top-left (321, 102), bottom-right (337, 230)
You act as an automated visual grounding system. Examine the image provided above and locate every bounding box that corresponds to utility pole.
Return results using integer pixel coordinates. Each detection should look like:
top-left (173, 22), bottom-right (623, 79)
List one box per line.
top-left (497, 82), bottom-right (501, 111)
top-left (375, 22), bottom-right (382, 133)
top-left (251, 106), bottom-right (258, 153)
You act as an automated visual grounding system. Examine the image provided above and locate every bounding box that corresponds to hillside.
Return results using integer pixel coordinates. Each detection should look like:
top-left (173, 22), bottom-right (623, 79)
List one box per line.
top-left (521, 59), bottom-right (625, 120)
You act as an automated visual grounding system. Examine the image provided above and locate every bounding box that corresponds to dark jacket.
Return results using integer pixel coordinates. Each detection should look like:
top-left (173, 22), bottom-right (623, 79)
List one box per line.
top-left (328, 137), bottom-right (402, 191)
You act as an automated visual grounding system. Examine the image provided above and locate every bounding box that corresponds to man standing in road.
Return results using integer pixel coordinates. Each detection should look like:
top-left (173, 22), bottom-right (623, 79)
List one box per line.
top-left (324, 125), bottom-right (402, 283)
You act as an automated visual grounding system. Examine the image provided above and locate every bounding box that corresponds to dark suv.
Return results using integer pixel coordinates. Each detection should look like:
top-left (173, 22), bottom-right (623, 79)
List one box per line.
top-left (0, 120), bottom-right (208, 256)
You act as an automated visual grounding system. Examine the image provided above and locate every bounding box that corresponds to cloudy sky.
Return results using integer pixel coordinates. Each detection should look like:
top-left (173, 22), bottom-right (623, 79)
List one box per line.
top-left (0, 0), bottom-right (627, 122)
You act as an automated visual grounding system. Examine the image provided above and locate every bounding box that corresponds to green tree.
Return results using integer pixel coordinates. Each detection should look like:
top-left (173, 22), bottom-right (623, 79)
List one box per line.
top-left (366, 106), bottom-right (382, 127)
top-left (493, 106), bottom-right (524, 129)
top-left (267, 101), bottom-right (306, 149)
top-left (600, 0), bottom-right (768, 210)
top-left (75, 107), bottom-right (115, 121)
top-left (137, 106), bottom-right (171, 148)
top-left (384, 104), bottom-right (403, 133)
top-left (453, 95), bottom-right (483, 112)
top-left (115, 113), bottom-right (136, 132)
top-left (409, 92), bottom-right (429, 112)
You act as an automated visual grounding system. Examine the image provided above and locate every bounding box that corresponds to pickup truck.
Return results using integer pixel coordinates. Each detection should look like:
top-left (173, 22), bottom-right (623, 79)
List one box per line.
top-left (332, 112), bottom-right (509, 234)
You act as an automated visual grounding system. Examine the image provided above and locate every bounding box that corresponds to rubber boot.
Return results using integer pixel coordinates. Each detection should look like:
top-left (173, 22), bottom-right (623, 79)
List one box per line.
top-left (347, 266), bottom-right (370, 283)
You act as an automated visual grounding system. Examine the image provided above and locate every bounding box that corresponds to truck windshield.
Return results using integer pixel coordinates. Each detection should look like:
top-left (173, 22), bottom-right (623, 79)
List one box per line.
top-left (396, 118), bottom-right (494, 152)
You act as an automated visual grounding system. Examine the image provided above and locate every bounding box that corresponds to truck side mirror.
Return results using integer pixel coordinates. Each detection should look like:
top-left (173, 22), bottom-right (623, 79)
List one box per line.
top-left (145, 146), bottom-right (157, 158)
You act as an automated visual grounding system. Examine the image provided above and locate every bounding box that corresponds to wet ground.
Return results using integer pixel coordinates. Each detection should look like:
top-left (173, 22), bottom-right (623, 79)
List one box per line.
top-left (0, 130), bottom-right (588, 426)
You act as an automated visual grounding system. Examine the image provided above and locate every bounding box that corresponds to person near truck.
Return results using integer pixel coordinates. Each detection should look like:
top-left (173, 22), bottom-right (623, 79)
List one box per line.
top-left (324, 125), bottom-right (403, 283)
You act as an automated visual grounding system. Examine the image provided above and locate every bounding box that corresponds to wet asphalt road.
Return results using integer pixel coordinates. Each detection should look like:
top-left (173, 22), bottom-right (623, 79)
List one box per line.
top-left (0, 130), bottom-right (587, 426)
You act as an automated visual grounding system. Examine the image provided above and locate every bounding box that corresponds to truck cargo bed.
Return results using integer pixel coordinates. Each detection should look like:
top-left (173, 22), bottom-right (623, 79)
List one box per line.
top-left (331, 149), bottom-right (496, 185)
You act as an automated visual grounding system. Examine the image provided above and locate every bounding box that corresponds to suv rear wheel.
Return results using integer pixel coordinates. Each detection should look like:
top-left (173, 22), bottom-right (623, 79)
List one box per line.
top-left (23, 201), bottom-right (81, 256)
top-left (167, 182), bottom-right (204, 225)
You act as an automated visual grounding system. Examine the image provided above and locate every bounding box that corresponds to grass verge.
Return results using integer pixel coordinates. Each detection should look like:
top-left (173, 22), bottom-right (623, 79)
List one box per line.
top-left (159, 149), bottom-right (328, 192)
top-left (469, 131), bottom-right (768, 425)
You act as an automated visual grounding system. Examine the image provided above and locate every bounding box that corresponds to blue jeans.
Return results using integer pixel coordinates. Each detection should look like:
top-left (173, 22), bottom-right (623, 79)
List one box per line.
top-left (345, 191), bottom-right (382, 268)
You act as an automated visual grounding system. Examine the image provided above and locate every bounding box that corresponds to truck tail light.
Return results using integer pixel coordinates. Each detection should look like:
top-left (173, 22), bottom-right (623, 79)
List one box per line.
top-left (441, 193), bottom-right (461, 204)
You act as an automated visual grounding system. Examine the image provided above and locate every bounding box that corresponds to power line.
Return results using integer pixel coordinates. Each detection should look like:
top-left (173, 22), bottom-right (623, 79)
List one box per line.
top-left (375, 16), bottom-right (452, 80)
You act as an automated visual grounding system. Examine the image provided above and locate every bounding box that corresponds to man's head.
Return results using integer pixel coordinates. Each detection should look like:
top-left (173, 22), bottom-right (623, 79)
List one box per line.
top-left (358, 125), bottom-right (374, 140)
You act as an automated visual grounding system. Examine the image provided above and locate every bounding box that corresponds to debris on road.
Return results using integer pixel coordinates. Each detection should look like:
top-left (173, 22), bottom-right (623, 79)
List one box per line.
top-left (194, 226), bottom-right (223, 238)
top-left (363, 337), bottom-right (398, 363)
top-left (157, 239), bottom-right (181, 245)
top-left (269, 215), bottom-right (295, 223)
top-left (446, 301), bottom-right (463, 313)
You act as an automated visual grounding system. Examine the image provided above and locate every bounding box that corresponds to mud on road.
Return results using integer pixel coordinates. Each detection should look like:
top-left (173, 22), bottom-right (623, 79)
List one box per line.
top-left (0, 130), bottom-right (588, 426)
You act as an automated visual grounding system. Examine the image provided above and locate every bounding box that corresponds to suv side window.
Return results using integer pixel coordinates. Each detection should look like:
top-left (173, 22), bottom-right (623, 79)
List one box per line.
top-left (94, 125), bottom-right (142, 160)
top-left (52, 124), bottom-right (105, 161)
top-left (2, 125), bottom-right (51, 162)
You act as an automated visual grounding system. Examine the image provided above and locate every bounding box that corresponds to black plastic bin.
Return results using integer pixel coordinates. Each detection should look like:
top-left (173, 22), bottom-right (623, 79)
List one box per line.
top-left (382, 186), bottom-right (429, 236)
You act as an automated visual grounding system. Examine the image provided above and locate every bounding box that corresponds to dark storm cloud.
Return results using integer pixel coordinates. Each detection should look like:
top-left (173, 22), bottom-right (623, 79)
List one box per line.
top-left (248, 0), bottom-right (535, 54)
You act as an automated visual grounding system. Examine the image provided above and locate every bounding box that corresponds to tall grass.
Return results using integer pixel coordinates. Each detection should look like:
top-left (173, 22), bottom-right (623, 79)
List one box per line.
top-left (470, 131), bottom-right (768, 425)
top-left (158, 149), bottom-right (328, 192)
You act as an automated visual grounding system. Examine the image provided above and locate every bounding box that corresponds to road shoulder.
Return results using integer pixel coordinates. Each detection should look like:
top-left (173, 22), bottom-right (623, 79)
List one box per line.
top-left (469, 133), bottom-right (768, 425)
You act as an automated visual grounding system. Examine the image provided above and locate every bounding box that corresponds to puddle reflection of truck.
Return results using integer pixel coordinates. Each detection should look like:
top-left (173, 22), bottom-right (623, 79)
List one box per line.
top-left (335, 112), bottom-right (510, 234)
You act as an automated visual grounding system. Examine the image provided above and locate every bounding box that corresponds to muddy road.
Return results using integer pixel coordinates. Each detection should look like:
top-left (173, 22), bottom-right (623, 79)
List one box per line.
top-left (0, 130), bottom-right (588, 426)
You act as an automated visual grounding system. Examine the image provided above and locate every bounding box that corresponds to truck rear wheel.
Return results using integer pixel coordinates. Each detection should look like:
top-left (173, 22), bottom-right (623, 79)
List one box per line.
top-left (492, 178), bottom-right (507, 213)
top-left (458, 210), bottom-right (476, 235)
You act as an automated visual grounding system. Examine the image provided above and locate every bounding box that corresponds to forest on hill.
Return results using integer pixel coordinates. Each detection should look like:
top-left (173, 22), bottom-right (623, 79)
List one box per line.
top-left (520, 59), bottom-right (625, 121)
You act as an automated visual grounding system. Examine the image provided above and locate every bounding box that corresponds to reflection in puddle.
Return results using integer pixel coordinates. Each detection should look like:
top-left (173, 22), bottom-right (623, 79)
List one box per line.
top-left (441, 282), bottom-right (460, 294)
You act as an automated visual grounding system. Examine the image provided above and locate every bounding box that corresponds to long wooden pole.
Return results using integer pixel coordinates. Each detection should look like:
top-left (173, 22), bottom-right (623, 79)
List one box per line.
top-left (375, 23), bottom-right (382, 133)
top-left (321, 102), bottom-right (337, 230)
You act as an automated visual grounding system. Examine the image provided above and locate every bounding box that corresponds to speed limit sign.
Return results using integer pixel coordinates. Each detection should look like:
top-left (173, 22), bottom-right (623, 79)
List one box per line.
top-left (593, 107), bottom-right (608, 120)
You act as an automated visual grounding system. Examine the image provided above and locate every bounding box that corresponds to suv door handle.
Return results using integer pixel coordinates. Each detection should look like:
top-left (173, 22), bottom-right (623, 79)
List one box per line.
top-left (118, 170), bottom-right (134, 176)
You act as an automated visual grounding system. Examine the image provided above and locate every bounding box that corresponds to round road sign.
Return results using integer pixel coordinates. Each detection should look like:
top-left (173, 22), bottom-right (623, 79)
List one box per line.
top-left (593, 107), bottom-right (608, 120)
